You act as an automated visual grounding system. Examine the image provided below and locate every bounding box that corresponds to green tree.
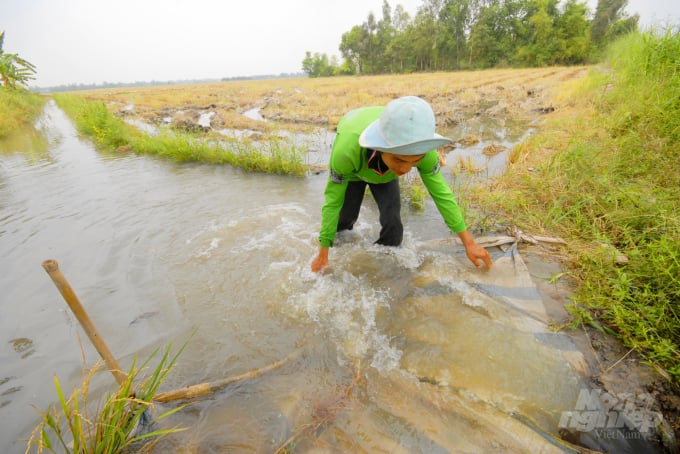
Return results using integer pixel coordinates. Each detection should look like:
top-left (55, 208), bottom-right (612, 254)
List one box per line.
top-left (515, 0), bottom-right (562, 66)
top-left (340, 25), bottom-right (368, 74)
top-left (440, 0), bottom-right (485, 69)
top-left (413, 0), bottom-right (447, 70)
top-left (387, 15), bottom-right (418, 73)
top-left (302, 52), bottom-right (337, 77)
top-left (590, 0), bottom-right (638, 49)
top-left (409, 12), bottom-right (435, 70)
top-left (318, 0), bottom-right (598, 78)
top-left (392, 3), bottom-right (411, 32)
top-left (339, 2), bottom-right (401, 75)
top-left (376, 0), bottom-right (397, 72)
top-left (363, 12), bottom-right (380, 73)
top-left (469, 0), bottom-right (526, 67)
top-left (0, 31), bottom-right (37, 88)
top-left (555, 0), bottom-right (592, 64)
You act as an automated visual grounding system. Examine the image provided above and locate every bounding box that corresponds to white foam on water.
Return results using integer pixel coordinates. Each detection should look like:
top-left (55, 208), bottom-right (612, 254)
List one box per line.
top-left (284, 230), bottom-right (434, 374)
top-left (364, 232), bottom-right (424, 270)
top-left (194, 237), bottom-right (222, 258)
top-left (286, 269), bottom-right (403, 371)
top-left (185, 203), bottom-right (311, 253)
top-left (185, 218), bottom-right (223, 243)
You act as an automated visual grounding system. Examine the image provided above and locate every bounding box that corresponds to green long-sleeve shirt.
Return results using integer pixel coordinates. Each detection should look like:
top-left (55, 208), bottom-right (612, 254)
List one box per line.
top-left (319, 106), bottom-right (467, 248)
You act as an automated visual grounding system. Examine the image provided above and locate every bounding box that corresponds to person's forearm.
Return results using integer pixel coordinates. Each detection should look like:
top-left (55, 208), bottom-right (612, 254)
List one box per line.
top-left (456, 229), bottom-right (475, 247)
top-left (317, 246), bottom-right (329, 260)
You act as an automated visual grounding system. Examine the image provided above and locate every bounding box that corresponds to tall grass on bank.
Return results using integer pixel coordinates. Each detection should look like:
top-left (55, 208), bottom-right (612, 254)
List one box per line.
top-left (52, 94), bottom-right (307, 176)
top-left (477, 30), bottom-right (680, 382)
top-left (26, 343), bottom-right (186, 453)
top-left (0, 88), bottom-right (45, 138)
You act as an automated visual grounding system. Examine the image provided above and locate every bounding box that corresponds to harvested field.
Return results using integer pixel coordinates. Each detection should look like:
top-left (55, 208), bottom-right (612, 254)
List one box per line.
top-left (76, 66), bottom-right (588, 138)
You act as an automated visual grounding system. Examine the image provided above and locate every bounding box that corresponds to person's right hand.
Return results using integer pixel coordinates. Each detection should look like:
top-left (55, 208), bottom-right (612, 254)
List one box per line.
top-left (311, 247), bottom-right (329, 272)
top-left (465, 242), bottom-right (492, 269)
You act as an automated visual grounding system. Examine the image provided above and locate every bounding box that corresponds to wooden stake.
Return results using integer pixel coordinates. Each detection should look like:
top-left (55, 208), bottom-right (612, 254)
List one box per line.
top-left (42, 259), bottom-right (128, 386)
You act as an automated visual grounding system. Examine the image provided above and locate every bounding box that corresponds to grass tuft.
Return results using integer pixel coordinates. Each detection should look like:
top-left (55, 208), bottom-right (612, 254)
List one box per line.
top-left (26, 342), bottom-right (188, 454)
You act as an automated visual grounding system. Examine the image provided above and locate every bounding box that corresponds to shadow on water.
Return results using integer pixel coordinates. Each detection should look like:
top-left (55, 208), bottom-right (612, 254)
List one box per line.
top-left (0, 102), bottom-right (661, 453)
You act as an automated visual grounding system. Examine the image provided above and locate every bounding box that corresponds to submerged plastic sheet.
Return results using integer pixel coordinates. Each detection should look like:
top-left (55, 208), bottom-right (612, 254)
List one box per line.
top-left (392, 240), bottom-right (586, 437)
top-left (287, 237), bottom-right (590, 452)
top-left (425, 239), bottom-right (586, 364)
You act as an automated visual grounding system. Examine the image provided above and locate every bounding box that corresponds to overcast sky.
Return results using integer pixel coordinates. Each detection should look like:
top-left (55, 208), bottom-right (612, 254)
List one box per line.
top-left (1, 0), bottom-right (678, 88)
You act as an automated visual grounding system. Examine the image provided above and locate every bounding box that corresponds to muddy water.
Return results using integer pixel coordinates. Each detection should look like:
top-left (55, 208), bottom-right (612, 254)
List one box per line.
top-left (0, 102), bottom-right (632, 453)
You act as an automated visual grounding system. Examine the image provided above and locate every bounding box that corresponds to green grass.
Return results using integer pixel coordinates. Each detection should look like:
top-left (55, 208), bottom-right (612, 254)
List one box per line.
top-left (400, 173), bottom-right (429, 211)
top-left (0, 87), bottom-right (45, 138)
top-left (26, 343), bottom-right (187, 453)
top-left (474, 29), bottom-right (680, 382)
top-left (52, 93), bottom-right (307, 176)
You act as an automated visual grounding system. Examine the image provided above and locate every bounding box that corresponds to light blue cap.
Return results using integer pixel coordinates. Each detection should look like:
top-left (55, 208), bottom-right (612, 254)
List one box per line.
top-left (359, 96), bottom-right (452, 155)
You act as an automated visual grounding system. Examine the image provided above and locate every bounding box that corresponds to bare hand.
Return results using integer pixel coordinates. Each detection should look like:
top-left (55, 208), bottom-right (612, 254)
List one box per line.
top-left (465, 243), bottom-right (492, 269)
top-left (311, 247), bottom-right (329, 272)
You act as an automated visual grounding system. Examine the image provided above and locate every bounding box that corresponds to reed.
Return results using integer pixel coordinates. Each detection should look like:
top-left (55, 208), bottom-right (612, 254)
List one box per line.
top-left (404, 178), bottom-right (428, 211)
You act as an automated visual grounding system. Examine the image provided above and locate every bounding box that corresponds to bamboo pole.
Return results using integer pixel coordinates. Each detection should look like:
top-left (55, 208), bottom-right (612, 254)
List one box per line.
top-left (153, 348), bottom-right (300, 403)
top-left (42, 259), bottom-right (128, 385)
top-left (42, 258), bottom-right (300, 405)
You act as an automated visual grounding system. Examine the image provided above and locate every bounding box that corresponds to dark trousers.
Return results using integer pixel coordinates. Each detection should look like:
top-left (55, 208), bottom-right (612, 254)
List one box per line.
top-left (337, 179), bottom-right (403, 246)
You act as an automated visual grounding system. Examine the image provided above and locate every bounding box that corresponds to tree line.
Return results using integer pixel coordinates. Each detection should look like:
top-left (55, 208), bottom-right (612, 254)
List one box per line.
top-left (302, 0), bottom-right (639, 77)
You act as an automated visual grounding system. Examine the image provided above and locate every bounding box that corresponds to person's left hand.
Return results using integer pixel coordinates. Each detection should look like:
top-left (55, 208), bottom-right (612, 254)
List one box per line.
top-left (465, 242), bottom-right (492, 269)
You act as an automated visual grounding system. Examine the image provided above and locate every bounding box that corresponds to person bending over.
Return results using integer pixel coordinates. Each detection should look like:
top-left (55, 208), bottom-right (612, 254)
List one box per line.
top-left (311, 96), bottom-right (492, 272)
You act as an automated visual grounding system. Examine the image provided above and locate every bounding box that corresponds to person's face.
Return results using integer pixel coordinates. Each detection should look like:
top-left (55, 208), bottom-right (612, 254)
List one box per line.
top-left (381, 152), bottom-right (425, 176)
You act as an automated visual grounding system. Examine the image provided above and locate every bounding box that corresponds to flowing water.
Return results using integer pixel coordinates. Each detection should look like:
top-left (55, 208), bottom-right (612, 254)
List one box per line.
top-left (0, 102), bottom-right (651, 453)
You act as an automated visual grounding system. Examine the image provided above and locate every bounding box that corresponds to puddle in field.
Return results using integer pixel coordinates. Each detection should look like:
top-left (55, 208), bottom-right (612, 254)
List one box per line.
top-left (243, 107), bottom-right (266, 122)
